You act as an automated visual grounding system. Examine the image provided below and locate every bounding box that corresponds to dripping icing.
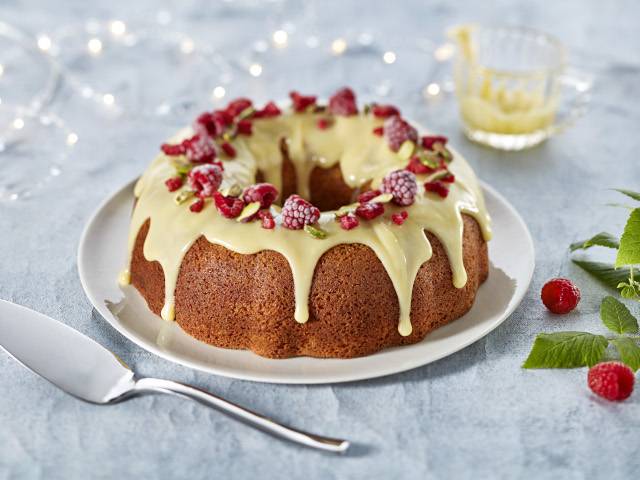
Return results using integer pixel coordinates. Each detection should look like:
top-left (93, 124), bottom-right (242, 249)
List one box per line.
top-left (122, 112), bottom-right (492, 334)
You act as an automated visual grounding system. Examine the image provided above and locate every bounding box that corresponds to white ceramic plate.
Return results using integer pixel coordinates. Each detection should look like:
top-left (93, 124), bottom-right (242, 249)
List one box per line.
top-left (78, 179), bottom-right (534, 384)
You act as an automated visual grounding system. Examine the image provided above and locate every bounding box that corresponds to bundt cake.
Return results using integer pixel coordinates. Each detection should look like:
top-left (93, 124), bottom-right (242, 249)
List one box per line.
top-left (120, 87), bottom-right (492, 359)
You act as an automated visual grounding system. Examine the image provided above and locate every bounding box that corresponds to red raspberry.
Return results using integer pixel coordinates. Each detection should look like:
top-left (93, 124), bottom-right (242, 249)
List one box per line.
top-left (588, 362), bottom-right (635, 401)
top-left (188, 164), bottom-right (223, 197)
top-left (372, 126), bottom-right (384, 137)
top-left (161, 134), bottom-right (217, 164)
top-left (193, 112), bottom-right (219, 137)
top-left (391, 211), bottom-right (408, 225)
top-left (355, 202), bottom-right (384, 220)
top-left (189, 198), bottom-right (204, 213)
top-left (541, 278), bottom-right (581, 314)
top-left (212, 191), bottom-right (245, 218)
top-left (281, 194), bottom-right (320, 229)
top-left (406, 156), bottom-right (436, 175)
top-left (328, 87), bottom-right (357, 116)
top-left (317, 118), bottom-right (333, 130)
top-left (237, 119), bottom-right (252, 135)
top-left (165, 176), bottom-right (183, 192)
top-left (289, 91), bottom-right (317, 112)
top-left (381, 169), bottom-right (418, 206)
top-left (441, 172), bottom-right (455, 183)
top-left (424, 180), bottom-right (449, 198)
top-left (371, 104), bottom-right (400, 118)
top-left (339, 213), bottom-right (359, 230)
top-left (221, 142), bottom-right (236, 158)
top-left (253, 101), bottom-right (281, 118)
top-left (357, 189), bottom-right (381, 203)
top-left (421, 135), bottom-right (448, 150)
top-left (212, 110), bottom-right (233, 132)
top-left (384, 115), bottom-right (418, 152)
top-left (242, 183), bottom-right (279, 209)
top-left (258, 210), bottom-right (275, 229)
top-left (226, 97), bottom-right (253, 117)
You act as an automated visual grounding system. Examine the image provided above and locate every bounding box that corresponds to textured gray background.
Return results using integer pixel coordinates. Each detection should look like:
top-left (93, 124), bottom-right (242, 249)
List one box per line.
top-left (1, 0), bottom-right (640, 478)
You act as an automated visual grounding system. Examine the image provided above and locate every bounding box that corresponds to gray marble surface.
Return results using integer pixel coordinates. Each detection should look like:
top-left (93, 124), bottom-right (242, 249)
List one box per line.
top-left (1, 1), bottom-right (640, 478)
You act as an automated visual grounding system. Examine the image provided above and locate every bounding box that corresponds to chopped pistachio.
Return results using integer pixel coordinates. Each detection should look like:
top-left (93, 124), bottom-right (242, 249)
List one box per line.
top-left (304, 224), bottom-right (328, 239)
top-left (174, 190), bottom-right (195, 205)
top-left (397, 140), bottom-right (415, 161)
top-left (363, 104), bottom-right (371, 115)
top-left (170, 157), bottom-right (192, 175)
top-left (236, 201), bottom-right (261, 222)
top-left (222, 131), bottom-right (233, 142)
top-left (238, 106), bottom-right (255, 120)
top-left (419, 151), bottom-right (440, 169)
top-left (369, 192), bottom-right (394, 204)
top-left (335, 205), bottom-right (356, 217)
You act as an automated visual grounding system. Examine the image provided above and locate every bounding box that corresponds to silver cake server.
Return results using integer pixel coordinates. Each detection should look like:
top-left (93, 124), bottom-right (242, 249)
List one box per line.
top-left (0, 299), bottom-right (349, 453)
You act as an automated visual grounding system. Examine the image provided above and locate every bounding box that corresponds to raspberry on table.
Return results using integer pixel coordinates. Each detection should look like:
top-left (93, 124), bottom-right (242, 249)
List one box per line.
top-left (164, 176), bottom-right (183, 192)
top-left (384, 115), bottom-right (418, 152)
top-left (588, 362), bottom-right (635, 401)
top-left (328, 87), bottom-right (358, 116)
top-left (355, 202), bottom-right (384, 220)
top-left (339, 213), bottom-right (360, 230)
top-left (212, 191), bottom-right (245, 218)
top-left (242, 183), bottom-right (279, 209)
top-left (371, 104), bottom-right (400, 118)
top-left (281, 194), bottom-right (320, 229)
top-left (382, 169), bottom-right (418, 206)
top-left (289, 91), bottom-right (317, 112)
top-left (188, 164), bottom-right (223, 197)
top-left (541, 278), bottom-right (581, 314)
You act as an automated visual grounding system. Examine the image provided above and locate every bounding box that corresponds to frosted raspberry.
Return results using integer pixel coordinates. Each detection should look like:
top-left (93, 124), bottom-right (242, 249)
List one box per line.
top-left (422, 135), bottom-right (448, 150)
top-left (226, 98), bottom-right (253, 117)
top-left (221, 142), bottom-right (236, 158)
top-left (588, 362), bottom-right (635, 401)
top-left (358, 189), bottom-right (381, 203)
top-left (328, 87), bottom-right (357, 116)
top-left (165, 176), bottom-right (183, 192)
top-left (384, 115), bottom-right (418, 152)
top-left (281, 194), bottom-right (320, 229)
top-left (212, 191), bottom-right (245, 218)
top-left (541, 278), bottom-right (581, 314)
top-left (317, 118), bottom-right (333, 130)
top-left (161, 134), bottom-right (217, 164)
top-left (242, 183), bottom-right (278, 209)
top-left (406, 156), bottom-right (436, 175)
top-left (189, 198), bottom-right (204, 213)
top-left (253, 101), bottom-right (281, 118)
top-left (258, 210), bottom-right (275, 229)
top-left (237, 119), bottom-right (252, 135)
top-left (289, 91), bottom-right (317, 112)
top-left (382, 169), bottom-right (418, 206)
top-left (188, 164), bottom-right (223, 197)
top-left (371, 104), bottom-right (400, 118)
top-left (372, 126), bottom-right (384, 137)
top-left (193, 112), bottom-right (218, 137)
top-left (339, 213), bottom-right (359, 230)
top-left (355, 202), bottom-right (384, 220)
top-left (391, 211), bottom-right (408, 225)
top-left (424, 180), bottom-right (449, 198)
top-left (212, 110), bottom-right (233, 132)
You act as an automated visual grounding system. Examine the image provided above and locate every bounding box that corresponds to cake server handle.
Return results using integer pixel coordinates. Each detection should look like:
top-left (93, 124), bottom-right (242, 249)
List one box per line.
top-left (131, 377), bottom-right (350, 454)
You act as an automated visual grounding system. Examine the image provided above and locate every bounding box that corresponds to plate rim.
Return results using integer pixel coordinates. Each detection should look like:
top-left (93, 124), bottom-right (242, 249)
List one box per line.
top-left (78, 177), bottom-right (535, 384)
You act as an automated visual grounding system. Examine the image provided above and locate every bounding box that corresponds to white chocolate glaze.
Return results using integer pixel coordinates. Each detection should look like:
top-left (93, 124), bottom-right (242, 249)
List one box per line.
top-left (121, 112), bottom-right (492, 336)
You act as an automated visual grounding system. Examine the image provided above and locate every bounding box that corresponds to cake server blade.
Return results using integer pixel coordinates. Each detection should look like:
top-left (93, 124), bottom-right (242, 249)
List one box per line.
top-left (0, 300), bottom-right (350, 453)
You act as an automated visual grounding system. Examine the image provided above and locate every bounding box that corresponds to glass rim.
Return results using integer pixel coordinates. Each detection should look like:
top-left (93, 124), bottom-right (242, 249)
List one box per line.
top-left (457, 24), bottom-right (567, 78)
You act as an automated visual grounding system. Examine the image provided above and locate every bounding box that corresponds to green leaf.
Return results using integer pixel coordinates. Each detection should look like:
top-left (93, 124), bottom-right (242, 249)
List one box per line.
top-left (522, 332), bottom-right (608, 369)
top-left (616, 208), bottom-right (640, 267)
top-left (572, 260), bottom-right (632, 290)
top-left (614, 189), bottom-right (640, 202)
top-left (600, 296), bottom-right (639, 334)
top-left (611, 337), bottom-right (640, 371)
top-left (570, 232), bottom-right (619, 252)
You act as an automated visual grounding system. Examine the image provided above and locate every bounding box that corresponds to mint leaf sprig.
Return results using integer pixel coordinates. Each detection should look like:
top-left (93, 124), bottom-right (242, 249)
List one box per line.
top-left (523, 297), bottom-right (640, 371)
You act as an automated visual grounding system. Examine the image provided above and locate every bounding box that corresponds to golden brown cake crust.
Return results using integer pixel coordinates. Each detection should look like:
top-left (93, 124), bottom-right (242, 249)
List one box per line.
top-left (130, 214), bottom-right (488, 359)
